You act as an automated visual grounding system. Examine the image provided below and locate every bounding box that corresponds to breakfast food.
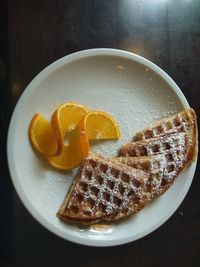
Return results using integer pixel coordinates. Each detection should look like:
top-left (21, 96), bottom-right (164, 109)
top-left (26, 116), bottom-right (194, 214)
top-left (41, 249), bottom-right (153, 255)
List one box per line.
top-left (29, 102), bottom-right (198, 224)
top-left (57, 153), bottom-right (149, 224)
top-left (114, 155), bottom-right (171, 200)
top-left (133, 108), bottom-right (196, 141)
top-left (119, 108), bottom-right (197, 200)
top-left (57, 108), bottom-right (197, 224)
top-left (120, 108), bottom-right (197, 162)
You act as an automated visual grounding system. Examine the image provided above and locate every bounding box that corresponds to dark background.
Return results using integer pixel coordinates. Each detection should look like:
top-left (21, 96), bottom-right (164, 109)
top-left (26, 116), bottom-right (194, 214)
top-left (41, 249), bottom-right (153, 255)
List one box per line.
top-left (1, 1), bottom-right (199, 266)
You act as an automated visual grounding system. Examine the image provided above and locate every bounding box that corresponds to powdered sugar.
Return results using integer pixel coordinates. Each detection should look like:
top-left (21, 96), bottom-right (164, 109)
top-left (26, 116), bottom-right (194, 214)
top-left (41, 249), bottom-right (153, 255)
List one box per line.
top-left (63, 154), bottom-right (148, 220)
top-left (89, 86), bottom-right (181, 157)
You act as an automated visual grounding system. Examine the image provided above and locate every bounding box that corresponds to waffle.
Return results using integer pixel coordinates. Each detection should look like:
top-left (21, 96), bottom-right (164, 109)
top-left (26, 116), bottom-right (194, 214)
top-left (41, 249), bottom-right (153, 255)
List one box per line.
top-left (113, 155), bottom-right (166, 199)
top-left (121, 108), bottom-right (197, 165)
top-left (114, 154), bottom-right (180, 200)
top-left (121, 132), bottom-right (187, 156)
top-left (121, 132), bottom-right (196, 173)
top-left (57, 108), bottom-right (197, 224)
top-left (108, 130), bottom-right (197, 221)
top-left (134, 108), bottom-right (197, 142)
top-left (57, 153), bottom-right (149, 224)
top-left (98, 155), bottom-right (167, 222)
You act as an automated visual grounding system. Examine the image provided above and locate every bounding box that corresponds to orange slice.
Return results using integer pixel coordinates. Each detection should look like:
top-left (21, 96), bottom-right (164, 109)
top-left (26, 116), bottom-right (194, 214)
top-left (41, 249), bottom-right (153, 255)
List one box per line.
top-left (81, 111), bottom-right (120, 140)
top-left (29, 113), bottom-right (57, 156)
top-left (29, 105), bottom-right (120, 171)
top-left (46, 123), bottom-right (89, 170)
top-left (51, 102), bottom-right (88, 155)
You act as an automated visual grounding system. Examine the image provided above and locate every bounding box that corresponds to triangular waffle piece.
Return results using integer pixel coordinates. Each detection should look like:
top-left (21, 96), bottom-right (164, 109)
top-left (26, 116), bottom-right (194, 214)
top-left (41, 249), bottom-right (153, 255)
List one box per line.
top-left (57, 153), bottom-right (149, 224)
top-left (111, 109), bottom-right (197, 222)
top-left (134, 108), bottom-right (197, 142)
top-left (120, 131), bottom-right (197, 164)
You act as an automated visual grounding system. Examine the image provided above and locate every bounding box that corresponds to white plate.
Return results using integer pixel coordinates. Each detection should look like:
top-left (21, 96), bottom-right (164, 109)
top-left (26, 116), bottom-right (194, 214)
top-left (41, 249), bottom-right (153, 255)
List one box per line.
top-left (7, 48), bottom-right (197, 246)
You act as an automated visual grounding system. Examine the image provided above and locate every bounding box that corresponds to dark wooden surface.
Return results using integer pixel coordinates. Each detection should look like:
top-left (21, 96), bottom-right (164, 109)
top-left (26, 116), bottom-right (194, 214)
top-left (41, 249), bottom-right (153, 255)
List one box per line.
top-left (1, 0), bottom-right (200, 266)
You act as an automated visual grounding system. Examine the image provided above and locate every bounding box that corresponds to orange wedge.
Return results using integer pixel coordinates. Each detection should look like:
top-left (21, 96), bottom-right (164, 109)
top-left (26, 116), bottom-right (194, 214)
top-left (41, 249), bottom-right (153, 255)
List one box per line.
top-left (81, 111), bottom-right (120, 140)
top-left (47, 123), bottom-right (89, 170)
top-left (29, 105), bottom-right (120, 171)
top-left (51, 102), bottom-right (88, 155)
top-left (29, 113), bottom-right (58, 156)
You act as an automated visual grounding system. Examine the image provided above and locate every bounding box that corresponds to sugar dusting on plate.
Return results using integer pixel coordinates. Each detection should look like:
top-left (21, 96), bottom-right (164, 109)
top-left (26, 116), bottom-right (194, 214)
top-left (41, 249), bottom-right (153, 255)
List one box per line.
top-left (90, 87), bottom-right (179, 157)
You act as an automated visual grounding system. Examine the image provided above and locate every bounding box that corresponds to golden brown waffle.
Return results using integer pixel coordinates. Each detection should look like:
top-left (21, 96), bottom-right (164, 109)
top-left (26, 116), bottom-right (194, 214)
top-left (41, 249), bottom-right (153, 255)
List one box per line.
top-left (113, 155), bottom-right (167, 199)
top-left (108, 136), bottom-right (197, 221)
top-left (114, 154), bottom-right (180, 199)
top-left (107, 151), bottom-right (186, 221)
top-left (120, 132), bottom-right (189, 157)
top-left (120, 108), bottom-right (197, 159)
top-left (120, 132), bottom-right (197, 179)
top-left (134, 108), bottom-right (197, 142)
top-left (57, 108), bottom-right (197, 225)
top-left (57, 153), bottom-right (149, 224)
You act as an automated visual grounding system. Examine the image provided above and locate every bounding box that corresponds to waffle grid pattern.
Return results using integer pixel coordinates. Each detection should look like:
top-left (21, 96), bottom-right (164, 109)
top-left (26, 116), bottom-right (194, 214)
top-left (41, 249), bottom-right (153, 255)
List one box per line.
top-left (67, 158), bottom-right (146, 219)
top-left (121, 133), bottom-right (186, 158)
top-left (57, 109), bottom-right (196, 223)
top-left (119, 132), bottom-right (188, 199)
top-left (135, 112), bottom-right (190, 141)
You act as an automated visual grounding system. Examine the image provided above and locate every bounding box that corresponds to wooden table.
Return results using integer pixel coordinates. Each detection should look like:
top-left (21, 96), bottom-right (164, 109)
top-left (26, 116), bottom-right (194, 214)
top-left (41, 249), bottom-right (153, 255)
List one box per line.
top-left (1, 1), bottom-right (200, 266)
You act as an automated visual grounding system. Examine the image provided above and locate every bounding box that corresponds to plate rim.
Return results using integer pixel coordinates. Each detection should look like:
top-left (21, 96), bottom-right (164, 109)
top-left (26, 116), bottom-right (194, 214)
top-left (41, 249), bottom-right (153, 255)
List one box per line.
top-left (7, 48), bottom-right (197, 247)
